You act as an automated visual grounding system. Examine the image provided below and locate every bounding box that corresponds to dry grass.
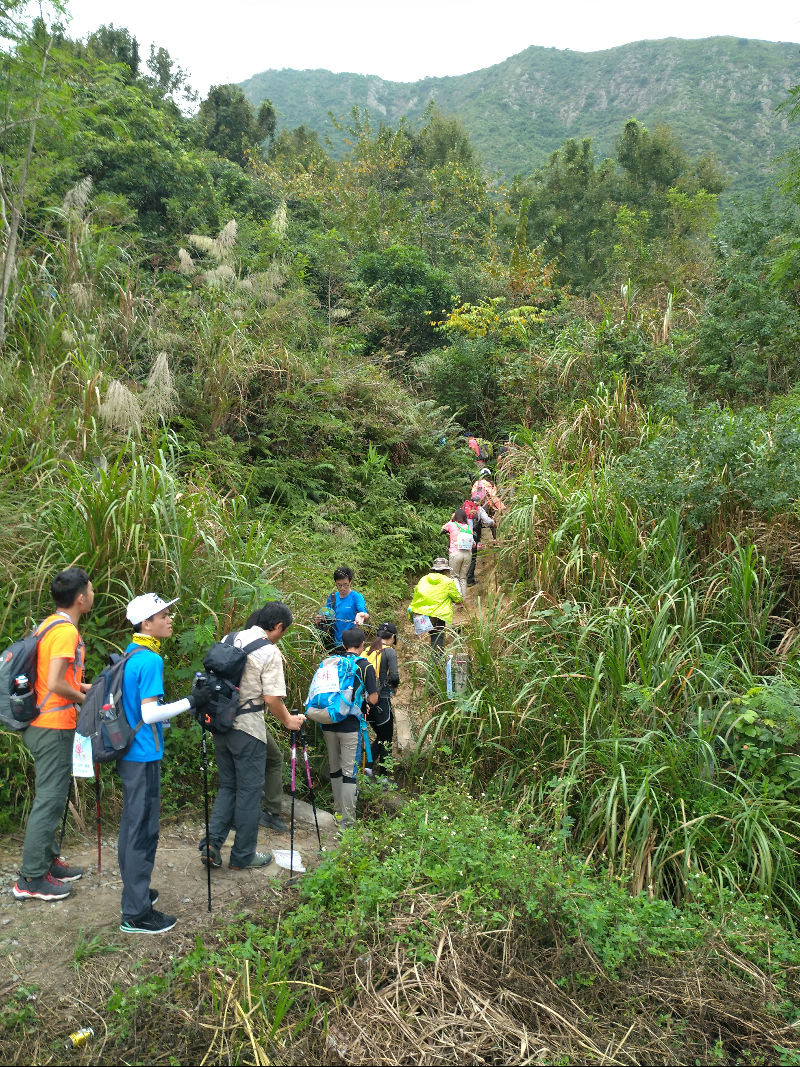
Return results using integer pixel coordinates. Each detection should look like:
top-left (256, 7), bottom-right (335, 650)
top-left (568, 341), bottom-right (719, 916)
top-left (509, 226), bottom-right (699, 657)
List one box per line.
top-left (302, 901), bottom-right (800, 1066)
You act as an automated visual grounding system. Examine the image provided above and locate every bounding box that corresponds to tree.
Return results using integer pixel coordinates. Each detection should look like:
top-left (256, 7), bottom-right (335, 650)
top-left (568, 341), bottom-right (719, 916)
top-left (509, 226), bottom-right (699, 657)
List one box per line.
top-left (197, 84), bottom-right (275, 166)
top-left (0, 9), bottom-right (66, 347)
top-left (86, 24), bottom-right (139, 83)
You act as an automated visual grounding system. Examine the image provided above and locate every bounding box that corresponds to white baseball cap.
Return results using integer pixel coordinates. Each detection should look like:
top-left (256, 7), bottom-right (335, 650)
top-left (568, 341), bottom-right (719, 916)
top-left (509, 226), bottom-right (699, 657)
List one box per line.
top-left (126, 593), bottom-right (179, 626)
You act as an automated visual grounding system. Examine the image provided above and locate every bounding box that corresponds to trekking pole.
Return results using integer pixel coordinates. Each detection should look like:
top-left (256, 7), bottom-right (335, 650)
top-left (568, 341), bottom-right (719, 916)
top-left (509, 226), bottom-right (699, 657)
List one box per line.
top-left (289, 730), bottom-right (298, 880)
top-left (201, 723), bottom-right (212, 912)
top-left (299, 725), bottom-right (321, 850)
top-left (94, 766), bottom-right (102, 874)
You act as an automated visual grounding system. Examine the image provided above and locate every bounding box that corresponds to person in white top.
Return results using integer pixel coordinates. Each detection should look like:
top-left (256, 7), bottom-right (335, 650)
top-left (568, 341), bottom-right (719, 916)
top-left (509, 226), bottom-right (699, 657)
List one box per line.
top-left (200, 602), bottom-right (305, 872)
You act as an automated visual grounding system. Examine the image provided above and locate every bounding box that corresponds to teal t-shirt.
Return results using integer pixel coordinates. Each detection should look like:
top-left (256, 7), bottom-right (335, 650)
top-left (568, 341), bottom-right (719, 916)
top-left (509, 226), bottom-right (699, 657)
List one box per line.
top-left (120, 643), bottom-right (164, 762)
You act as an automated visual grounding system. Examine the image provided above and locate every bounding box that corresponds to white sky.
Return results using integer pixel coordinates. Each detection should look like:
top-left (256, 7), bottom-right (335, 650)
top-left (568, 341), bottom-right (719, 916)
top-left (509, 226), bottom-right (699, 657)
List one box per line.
top-left (62, 0), bottom-right (800, 100)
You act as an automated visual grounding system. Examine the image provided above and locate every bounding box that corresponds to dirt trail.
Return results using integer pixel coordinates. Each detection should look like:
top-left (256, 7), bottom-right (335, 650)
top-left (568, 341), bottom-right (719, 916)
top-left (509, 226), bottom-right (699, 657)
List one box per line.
top-left (0, 796), bottom-right (336, 1021)
top-left (391, 537), bottom-right (500, 754)
top-left (0, 535), bottom-right (501, 1045)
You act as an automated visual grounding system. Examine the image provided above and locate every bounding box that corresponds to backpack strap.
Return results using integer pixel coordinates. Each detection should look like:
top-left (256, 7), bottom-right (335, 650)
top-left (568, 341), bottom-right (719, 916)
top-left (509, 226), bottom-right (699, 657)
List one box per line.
top-left (236, 634), bottom-right (273, 713)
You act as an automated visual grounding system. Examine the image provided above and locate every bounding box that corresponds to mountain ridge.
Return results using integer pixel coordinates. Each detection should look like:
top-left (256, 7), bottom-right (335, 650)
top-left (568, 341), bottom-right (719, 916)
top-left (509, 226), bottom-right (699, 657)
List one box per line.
top-left (240, 36), bottom-right (800, 190)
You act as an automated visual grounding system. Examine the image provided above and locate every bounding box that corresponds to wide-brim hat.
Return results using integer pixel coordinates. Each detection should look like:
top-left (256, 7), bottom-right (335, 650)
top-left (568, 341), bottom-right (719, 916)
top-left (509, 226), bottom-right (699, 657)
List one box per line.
top-left (126, 593), bottom-right (179, 626)
top-left (431, 558), bottom-right (451, 573)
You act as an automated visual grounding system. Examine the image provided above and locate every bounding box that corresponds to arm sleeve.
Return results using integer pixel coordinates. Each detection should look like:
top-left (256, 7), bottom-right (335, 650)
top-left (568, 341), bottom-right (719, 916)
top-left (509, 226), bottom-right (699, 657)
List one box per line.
top-left (383, 647), bottom-right (400, 688)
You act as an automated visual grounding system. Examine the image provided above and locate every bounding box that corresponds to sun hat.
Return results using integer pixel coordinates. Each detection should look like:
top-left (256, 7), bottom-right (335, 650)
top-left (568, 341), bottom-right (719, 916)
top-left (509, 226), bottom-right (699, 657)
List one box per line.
top-left (126, 593), bottom-right (179, 626)
top-left (430, 558), bottom-right (451, 572)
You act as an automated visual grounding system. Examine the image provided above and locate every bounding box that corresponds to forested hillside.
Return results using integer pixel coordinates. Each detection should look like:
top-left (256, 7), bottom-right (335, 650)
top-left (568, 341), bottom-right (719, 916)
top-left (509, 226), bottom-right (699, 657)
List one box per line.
top-left (3, 6), bottom-right (800, 1063)
top-left (240, 36), bottom-right (800, 189)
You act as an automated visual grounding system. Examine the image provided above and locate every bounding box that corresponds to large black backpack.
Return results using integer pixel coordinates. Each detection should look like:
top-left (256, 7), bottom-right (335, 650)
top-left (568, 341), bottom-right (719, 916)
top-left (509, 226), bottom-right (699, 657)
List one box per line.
top-left (76, 648), bottom-right (155, 763)
top-left (195, 633), bottom-right (270, 734)
top-left (0, 618), bottom-right (75, 731)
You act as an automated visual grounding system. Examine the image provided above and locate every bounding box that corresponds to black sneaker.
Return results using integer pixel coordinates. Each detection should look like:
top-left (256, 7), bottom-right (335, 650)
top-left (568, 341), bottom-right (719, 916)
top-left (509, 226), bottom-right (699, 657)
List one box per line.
top-left (120, 909), bottom-right (177, 935)
top-left (13, 873), bottom-right (71, 901)
top-left (49, 858), bottom-right (84, 882)
top-left (259, 811), bottom-right (288, 832)
top-left (229, 851), bottom-right (273, 870)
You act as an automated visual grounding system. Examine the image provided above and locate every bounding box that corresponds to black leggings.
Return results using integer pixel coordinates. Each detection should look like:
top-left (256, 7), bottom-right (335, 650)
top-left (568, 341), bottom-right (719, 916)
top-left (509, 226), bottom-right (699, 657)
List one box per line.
top-left (367, 697), bottom-right (394, 774)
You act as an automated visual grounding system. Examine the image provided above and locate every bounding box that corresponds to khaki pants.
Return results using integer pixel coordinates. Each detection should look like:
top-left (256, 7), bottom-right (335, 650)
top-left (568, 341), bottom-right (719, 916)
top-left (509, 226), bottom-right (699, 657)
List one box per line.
top-left (323, 728), bottom-right (359, 826)
top-left (449, 549), bottom-right (471, 597)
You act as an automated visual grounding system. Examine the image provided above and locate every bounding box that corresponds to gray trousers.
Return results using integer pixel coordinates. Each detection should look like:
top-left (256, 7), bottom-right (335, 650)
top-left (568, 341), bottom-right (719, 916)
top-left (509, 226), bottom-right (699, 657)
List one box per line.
top-left (263, 729), bottom-right (283, 817)
top-left (118, 759), bottom-right (161, 922)
top-left (208, 729), bottom-right (265, 867)
top-left (20, 726), bottom-right (74, 879)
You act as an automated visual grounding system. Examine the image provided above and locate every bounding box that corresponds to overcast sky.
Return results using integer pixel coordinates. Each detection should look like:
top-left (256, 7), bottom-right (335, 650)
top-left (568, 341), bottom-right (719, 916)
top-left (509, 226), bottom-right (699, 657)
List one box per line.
top-left (63, 0), bottom-right (800, 100)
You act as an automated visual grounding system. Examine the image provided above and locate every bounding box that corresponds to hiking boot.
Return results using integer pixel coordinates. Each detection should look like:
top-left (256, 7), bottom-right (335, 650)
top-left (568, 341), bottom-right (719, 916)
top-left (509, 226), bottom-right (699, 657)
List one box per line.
top-left (12, 873), bottom-right (71, 901)
top-left (199, 841), bottom-right (222, 869)
top-left (229, 851), bottom-right (273, 870)
top-left (259, 811), bottom-right (288, 832)
top-left (49, 858), bottom-right (84, 882)
top-left (120, 909), bottom-right (177, 935)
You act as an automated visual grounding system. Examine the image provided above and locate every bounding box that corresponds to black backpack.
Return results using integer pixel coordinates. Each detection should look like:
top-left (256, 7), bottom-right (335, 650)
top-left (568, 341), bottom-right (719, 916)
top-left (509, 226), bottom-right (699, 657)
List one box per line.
top-left (195, 633), bottom-right (270, 734)
top-left (76, 648), bottom-right (155, 763)
top-left (0, 618), bottom-right (75, 731)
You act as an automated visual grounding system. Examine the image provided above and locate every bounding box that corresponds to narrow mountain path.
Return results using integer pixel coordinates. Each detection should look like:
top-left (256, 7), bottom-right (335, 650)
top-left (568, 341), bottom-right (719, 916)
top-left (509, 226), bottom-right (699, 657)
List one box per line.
top-left (391, 535), bottom-right (501, 755)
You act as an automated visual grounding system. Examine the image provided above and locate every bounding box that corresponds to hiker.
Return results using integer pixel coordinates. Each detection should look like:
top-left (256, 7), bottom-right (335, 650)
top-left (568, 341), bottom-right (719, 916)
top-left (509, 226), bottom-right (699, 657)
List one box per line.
top-left (200, 602), bottom-right (305, 871)
top-left (314, 566), bottom-right (369, 652)
top-left (365, 622), bottom-right (400, 777)
top-left (117, 592), bottom-right (207, 935)
top-left (463, 498), bottom-right (495, 588)
top-left (408, 559), bottom-right (462, 653)
top-left (467, 435), bottom-right (492, 465)
top-left (319, 627), bottom-right (378, 827)
top-left (471, 468), bottom-right (505, 516)
top-left (441, 508), bottom-right (474, 597)
top-left (13, 568), bottom-right (94, 902)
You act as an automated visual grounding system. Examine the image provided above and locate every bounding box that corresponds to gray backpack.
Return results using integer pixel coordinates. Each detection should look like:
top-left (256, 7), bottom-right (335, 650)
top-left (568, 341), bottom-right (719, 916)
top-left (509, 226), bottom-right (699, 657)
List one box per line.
top-left (0, 619), bottom-right (74, 730)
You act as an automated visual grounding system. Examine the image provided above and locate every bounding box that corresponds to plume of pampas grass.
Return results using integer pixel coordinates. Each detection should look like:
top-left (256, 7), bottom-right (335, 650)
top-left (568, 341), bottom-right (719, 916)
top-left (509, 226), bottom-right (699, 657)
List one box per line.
top-left (62, 176), bottom-right (93, 216)
top-left (188, 220), bottom-right (237, 263)
top-left (70, 282), bottom-right (90, 311)
top-left (272, 202), bottom-right (287, 238)
top-left (99, 379), bottom-right (142, 432)
top-left (178, 248), bottom-right (195, 275)
top-left (215, 219), bottom-right (237, 257)
top-left (141, 352), bottom-right (177, 421)
top-left (202, 264), bottom-right (235, 287)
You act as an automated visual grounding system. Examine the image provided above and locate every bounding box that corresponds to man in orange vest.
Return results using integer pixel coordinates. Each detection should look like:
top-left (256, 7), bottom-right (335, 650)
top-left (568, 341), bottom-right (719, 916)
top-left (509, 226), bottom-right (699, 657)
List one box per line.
top-left (13, 568), bottom-right (94, 902)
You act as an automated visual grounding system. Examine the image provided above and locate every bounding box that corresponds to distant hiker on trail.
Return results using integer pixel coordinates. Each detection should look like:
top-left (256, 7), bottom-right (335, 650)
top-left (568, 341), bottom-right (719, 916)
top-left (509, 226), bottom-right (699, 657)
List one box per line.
top-left (441, 508), bottom-right (474, 597)
top-left (467, 435), bottom-right (492, 464)
top-left (365, 622), bottom-right (400, 777)
top-left (200, 602), bottom-right (305, 872)
top-left (462, 498), bottom-right (495, 588)
top-left (316, 627), bottom-right (378, 828)
top-left (314, 566), bottom-right (369, 652)
top-left (117, 593), bottom-right (207, 935)
top-left (471, 468), bottom-right (505, 516)
top-left (408, 559), bottom-right (462, 654)
top-left (13, 567), bottom-right (94, 903)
